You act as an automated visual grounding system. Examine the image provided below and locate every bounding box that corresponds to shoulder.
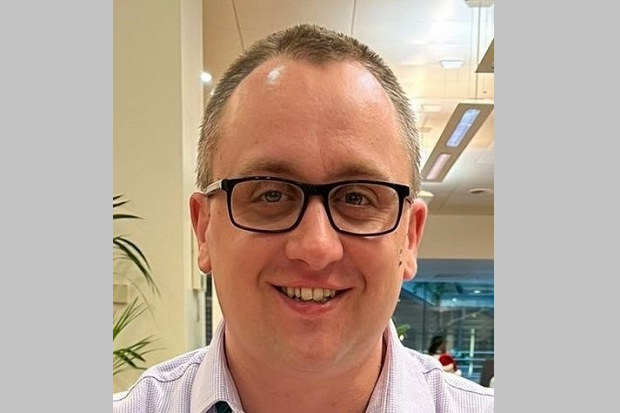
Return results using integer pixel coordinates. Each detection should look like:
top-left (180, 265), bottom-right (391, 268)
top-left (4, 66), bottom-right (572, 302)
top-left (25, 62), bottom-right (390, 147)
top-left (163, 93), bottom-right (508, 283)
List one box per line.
top-left (397, 348), bottom-right (494, 412)
top-left (441, 373), bottom-right (494, 412)
top-left (113, 347), bottom-right (208, 413)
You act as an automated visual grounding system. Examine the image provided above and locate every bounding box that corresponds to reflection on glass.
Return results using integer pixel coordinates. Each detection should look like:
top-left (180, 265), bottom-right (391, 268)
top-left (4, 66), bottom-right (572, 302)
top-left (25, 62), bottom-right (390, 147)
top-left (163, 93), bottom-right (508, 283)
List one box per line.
top-left (394, 279), bottom-right (494, 384)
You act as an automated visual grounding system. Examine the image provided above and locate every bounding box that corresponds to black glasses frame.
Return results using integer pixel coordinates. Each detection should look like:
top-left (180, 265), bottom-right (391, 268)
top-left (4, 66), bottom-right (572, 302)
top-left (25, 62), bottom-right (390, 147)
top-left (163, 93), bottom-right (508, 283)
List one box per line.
top-left (204, 176), bottom-right (413, 236)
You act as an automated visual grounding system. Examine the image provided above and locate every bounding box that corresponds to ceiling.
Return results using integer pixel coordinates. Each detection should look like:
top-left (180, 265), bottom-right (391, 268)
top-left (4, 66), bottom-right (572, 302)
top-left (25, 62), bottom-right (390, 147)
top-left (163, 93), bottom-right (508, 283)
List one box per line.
top-left (202, 0), bottom-right (494, 218)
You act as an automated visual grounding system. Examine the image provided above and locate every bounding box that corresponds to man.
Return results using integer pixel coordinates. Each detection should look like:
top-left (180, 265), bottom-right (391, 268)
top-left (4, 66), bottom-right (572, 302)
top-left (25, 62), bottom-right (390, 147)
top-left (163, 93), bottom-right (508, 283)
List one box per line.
top-left (114, 23), bottom-right (494, 413)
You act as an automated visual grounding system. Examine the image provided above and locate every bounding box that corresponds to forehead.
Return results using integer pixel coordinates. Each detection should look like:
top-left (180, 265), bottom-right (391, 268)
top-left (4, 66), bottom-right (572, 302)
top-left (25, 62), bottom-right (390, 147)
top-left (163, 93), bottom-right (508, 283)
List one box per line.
top-left (214, 58), bottom-right (411, 183)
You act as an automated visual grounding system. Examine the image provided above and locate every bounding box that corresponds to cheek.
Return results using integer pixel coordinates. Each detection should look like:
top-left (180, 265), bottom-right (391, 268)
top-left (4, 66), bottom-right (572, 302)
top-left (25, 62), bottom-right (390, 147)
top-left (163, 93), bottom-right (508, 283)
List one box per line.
top-left (377, 240), bottom-right (409, 292)
top-left (351, 240), bottom-right (402, 283)
top-left (207, 213), bottom-right (279, 281)
top-left (355, 243), bottom-right (404, 319)
top-left (206, 208), bottom-right (234, 279)
top-left (206, 204), bottom-right (230, 250)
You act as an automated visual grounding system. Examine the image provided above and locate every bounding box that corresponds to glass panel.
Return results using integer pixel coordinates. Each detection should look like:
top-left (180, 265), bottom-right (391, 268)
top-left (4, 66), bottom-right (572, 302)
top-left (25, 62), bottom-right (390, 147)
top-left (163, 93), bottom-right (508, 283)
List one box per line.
top-left (393, 271), bottom-right (494, 384)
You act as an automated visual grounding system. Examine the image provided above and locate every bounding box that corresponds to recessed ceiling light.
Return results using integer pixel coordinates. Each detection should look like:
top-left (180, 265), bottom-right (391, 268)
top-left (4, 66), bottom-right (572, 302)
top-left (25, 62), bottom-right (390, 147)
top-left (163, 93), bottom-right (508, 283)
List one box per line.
top-left (201, 71), bottom-right (213, 83)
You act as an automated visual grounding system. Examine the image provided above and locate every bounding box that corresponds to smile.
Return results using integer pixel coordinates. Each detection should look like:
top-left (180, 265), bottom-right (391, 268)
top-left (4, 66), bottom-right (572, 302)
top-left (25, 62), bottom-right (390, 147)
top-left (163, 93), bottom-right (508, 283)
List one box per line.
top-left (279, 287), bottom-right (339, 303)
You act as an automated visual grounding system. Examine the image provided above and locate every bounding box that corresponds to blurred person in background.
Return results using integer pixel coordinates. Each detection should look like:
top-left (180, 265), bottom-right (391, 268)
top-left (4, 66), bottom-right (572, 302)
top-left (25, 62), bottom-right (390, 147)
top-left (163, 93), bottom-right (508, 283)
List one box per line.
top-left (428, 334), bottom-right (462, 376)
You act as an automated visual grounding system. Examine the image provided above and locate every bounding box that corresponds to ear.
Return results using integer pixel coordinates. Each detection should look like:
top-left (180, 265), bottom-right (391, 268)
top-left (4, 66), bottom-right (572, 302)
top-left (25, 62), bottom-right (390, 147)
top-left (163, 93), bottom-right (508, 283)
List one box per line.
top-left (402, 199), bottom-right (427, 281)
top-left (190, 192), bottom-right (212, 274)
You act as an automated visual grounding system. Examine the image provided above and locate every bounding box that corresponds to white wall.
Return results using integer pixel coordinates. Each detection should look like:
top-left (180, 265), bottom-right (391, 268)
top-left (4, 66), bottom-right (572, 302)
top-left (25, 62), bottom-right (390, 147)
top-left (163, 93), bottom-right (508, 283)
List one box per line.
top-left (113, 0), bottom-right (204, 393)
top-left (419, 215), bottom-right (494, 259)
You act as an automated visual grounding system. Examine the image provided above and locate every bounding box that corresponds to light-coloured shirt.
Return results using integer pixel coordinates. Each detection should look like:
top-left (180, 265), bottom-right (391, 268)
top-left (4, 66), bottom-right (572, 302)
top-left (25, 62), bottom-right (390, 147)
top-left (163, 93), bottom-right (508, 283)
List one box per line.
top-left (113, 321), bottom-right (494, 412)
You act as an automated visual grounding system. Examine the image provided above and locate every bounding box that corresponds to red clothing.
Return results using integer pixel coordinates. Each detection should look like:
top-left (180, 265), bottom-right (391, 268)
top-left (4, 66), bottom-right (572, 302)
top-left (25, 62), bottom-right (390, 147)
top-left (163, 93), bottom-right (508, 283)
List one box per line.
top-left (435, 353), bottom-right (459, 373)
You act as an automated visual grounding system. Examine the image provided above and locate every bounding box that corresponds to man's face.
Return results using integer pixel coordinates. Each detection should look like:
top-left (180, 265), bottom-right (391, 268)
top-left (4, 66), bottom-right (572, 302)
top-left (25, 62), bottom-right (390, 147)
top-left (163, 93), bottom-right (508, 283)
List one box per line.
top-left (191, 58), bottom-right (426, 372)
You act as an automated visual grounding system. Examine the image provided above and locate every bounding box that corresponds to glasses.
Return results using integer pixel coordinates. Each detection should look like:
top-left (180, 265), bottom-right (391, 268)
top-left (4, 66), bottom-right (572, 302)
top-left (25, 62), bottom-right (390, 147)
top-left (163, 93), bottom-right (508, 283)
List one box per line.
top-left (204, 176), bottom-right (413, 236)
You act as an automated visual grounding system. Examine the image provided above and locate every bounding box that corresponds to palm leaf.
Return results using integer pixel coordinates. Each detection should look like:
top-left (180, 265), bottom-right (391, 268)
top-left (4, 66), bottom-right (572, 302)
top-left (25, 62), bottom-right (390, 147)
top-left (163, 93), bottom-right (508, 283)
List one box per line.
top-left (113, 213), bottom-right (142, 220)
top-left (113, 195), bottom-right (160, 376)
top-left (113, 298), bottom-right (158, 375)
top-left (113, 298), bottom-right (147, 339)
top-left (113, 195), bottom-right (130, 208)
top-left (113, 236), bottom-right (158, 294)
top-left (113, 336), bottom-right (158, 375)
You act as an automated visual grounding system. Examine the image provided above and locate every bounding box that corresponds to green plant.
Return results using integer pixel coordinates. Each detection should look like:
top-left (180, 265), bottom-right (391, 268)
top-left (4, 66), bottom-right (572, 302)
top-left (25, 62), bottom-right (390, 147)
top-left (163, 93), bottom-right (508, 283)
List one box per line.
top-left (392, 316), bottom-right (411, 341)
top-left (113, 195), bottom-right (160, 376)
top-left (396, 323), bottom-right (411, 341)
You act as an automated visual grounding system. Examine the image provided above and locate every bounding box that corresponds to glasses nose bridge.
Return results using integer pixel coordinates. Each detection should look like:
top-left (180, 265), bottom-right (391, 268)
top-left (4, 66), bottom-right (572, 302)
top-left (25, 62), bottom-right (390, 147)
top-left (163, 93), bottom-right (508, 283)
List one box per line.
top-left (300, 183), bottom-right (332, 208)
top-left (297, 182), bottom-right (335, 223)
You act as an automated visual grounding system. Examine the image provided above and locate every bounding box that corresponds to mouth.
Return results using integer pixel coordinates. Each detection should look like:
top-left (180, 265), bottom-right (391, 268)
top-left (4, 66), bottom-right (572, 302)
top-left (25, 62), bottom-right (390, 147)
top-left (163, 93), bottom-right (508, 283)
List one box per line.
top-left (278, 286), bottom-right (341, 304)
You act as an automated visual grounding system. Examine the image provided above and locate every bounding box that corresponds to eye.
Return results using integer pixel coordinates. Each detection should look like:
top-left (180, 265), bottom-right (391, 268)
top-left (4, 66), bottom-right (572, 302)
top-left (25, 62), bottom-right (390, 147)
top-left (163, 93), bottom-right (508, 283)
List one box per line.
top-left (262, 190), bottom-right (283, 203)
top-left (332, 185), bottom-right (377, 207)
top-left (343, 191), bottom-right (367, 205)
top-left (249, 182), bottom-right (300, 204)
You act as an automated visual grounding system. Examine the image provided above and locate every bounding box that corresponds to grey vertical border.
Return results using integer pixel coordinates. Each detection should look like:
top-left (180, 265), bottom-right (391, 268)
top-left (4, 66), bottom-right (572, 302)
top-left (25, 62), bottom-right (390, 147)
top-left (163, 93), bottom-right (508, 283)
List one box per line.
top-left (499, 0), bottom-right (607, 408)
top-left (0, 0), bottom-right (110, 409)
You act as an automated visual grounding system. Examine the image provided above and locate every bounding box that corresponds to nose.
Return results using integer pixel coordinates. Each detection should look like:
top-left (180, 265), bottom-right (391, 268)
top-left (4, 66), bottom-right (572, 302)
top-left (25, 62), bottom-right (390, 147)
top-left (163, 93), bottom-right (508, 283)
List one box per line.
top-left (284, 197), bottom-right (344, 271)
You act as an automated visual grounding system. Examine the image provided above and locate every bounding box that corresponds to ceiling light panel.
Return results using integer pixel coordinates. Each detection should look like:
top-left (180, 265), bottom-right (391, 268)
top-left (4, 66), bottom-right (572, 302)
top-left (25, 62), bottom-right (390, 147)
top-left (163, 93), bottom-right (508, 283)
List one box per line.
top-left (421, 102), bottom-right (494, 182)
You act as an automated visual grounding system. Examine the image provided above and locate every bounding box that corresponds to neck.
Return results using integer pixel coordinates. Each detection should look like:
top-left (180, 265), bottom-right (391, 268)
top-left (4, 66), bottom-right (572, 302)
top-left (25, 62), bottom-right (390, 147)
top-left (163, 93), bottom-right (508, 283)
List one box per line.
top-left (225, 337), bottom-right (386, 413)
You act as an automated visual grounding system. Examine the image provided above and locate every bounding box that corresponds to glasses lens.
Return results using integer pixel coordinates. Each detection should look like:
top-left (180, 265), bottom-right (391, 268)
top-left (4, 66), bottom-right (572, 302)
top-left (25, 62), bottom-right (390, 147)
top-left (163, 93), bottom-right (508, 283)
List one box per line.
top-left (230, 179), bottom-right (304, 231)
top-left (329, 183), bottom-right (400, 234)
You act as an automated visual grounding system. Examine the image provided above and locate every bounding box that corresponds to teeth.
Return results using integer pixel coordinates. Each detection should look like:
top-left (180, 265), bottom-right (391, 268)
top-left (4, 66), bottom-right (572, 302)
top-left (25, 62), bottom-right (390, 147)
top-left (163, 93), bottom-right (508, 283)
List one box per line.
top-left (312, 289), bottom-right (323, 301)
top-left (301, 288), bottom-right (313, 300)
top-left (281, 287), bottom-right (337, 302)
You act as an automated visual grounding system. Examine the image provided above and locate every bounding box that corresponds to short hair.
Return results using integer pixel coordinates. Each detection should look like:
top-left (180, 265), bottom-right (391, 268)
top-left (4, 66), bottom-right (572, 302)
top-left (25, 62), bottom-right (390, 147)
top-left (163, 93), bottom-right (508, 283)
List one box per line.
top-left (428, 335), bottom-right (446, 354)
top-left (197, 23), bottom-right (420, 194)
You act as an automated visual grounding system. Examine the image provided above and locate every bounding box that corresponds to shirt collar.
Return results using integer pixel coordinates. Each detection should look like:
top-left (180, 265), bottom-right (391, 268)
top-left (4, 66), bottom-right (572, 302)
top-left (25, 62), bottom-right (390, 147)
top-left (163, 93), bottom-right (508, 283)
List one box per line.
top-left (190, 321), bottom-right (244, 413)
top-left (189, 319), bottom-right (430, 413)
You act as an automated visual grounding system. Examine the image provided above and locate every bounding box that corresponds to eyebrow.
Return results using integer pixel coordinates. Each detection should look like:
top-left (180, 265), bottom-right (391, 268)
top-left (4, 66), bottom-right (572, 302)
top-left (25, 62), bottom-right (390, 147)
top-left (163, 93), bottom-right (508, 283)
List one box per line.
top-left (235, 160), bottom-right (295, 177)
top-left (233, 159), bottom-right (393, 183)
